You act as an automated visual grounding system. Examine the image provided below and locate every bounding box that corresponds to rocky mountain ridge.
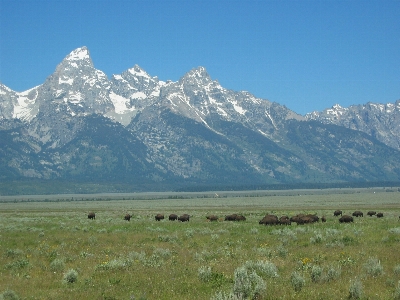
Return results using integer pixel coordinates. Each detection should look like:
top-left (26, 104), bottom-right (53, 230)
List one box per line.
top-left (0, 47), bottom-right (399, 193)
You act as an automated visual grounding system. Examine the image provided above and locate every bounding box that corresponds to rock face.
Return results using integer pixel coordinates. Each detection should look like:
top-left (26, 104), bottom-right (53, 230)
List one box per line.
top-left (1, 46), bottom-right (400, 191)
top-left (306, 102), bottom-right (400, 150)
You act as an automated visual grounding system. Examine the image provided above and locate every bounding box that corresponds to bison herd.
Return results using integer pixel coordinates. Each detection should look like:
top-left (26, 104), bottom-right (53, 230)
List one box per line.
top-left (87, 210), bottom-right (392, 224)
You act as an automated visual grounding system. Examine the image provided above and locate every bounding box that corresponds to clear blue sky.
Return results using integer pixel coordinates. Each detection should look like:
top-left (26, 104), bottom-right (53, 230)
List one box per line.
top-left (0, 0), bottom-right (399, 115)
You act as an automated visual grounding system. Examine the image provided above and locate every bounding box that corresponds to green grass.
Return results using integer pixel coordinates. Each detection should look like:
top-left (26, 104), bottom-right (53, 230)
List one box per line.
top-left (0, 189), bottom-right (399, 299)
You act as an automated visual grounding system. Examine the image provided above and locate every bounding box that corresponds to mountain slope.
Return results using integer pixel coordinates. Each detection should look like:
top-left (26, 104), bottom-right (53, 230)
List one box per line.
top-left (306, 102), bottom-right (400, 150)
top-left (1, 46), bottom-right (400, 193)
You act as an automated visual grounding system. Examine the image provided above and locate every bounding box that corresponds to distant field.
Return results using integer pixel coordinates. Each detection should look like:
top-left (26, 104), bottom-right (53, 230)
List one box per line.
top-left (0, 189), bottom-right (400, 299)
top-left (1, 187), bottom-right (399, 211)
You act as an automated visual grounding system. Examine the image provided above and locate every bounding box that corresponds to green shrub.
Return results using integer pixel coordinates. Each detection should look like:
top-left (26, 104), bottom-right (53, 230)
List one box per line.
top-left (394, 281), bottom-right (400, 300)
top-left (211, 291), bottom-right (240, 300)
top-left (50, 258), bottom-right (65, 272)
top-left (276, 245), bottom-right (288, 258)
top-left (5, 249), bottom-right (24, 258)
top-left (291, 271), bottom-right (305, 292)
top-left (5, 259), bottom-right (29, 270)
top-left (245, 260), bottom-right (279, 278)
top-left (394, 265), bottom-right (400, 276)
top-left (310, 233), bottom-right (323, 244)
top-left (0, 290), bottom-right (20, 300)
top-left (198, 266), bottom-right (212, 282)
top-left (348, 278), bottom-right (363, 299)
top-left (62, 269), bottom-right (78, 284)
top-left (232, 266), bottom-right (266, 299)
top-left (363, 257), bottom-right (383, 277)
top-left (326, 265), bottom-right (341, 282)
top-left (311, 265), bottom-right (323, 282)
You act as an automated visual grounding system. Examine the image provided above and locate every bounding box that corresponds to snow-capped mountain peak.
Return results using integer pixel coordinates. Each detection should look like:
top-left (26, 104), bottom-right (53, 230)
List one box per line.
top-left (127, 65), bottom-right (151, 78)
top-left (65, 46), bottom-right (92, 63)
top-left (180, 67), bottom-right (212, 86)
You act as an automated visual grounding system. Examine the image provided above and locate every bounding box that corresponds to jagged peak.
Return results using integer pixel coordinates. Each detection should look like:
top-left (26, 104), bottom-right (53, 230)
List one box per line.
top-left (332, 103), bottom-right (343, 110)
top-left (65, 46), bottom-right (91, 61)
top-left (180, 66), bottom-right (212, 85)
top-left (187, 66), bottom-right (209, 77)
top-left (0, 82), bottom-right (13, 93)
top-left (127, 65), bottom-right (151, 78)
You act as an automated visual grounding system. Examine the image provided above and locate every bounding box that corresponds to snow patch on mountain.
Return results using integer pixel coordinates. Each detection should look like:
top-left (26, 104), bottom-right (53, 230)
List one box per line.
top-left (66, 47), bottom-right (91, 61)
top-left (13, 87), bottom-right (40, 121)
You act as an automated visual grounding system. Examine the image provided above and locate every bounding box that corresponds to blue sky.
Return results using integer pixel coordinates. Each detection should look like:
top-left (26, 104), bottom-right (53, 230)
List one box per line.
top-left (0, 0), bottom-right (399, 115)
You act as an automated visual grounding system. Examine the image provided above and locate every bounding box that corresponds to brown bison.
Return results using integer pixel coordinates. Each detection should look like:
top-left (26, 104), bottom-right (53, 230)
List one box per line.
top-left (235, 215), bottom-right (246, 221)
top-left (376, 212), bottom-right (384, 218)
top-left (339, 215), bottom-right (354, 223)
top-left (225, 214), bottom-right (238, 221)
top-left (367, 211), bottom-right (376, 217)
top-left (334, 210), bottom-right (342, 217)
top-left (124, 214), bottom-right (131, 221)
top-left (279, 216), bottom-right (291, 225)
top-left (225, 214), bottom-right (246, 221)
top-left (352, 211), bottom-right (363, 217)
top-left (306, 214), bottom-right (319, 223)
top-left (155, 214), bottom-right (164, 221)
top-left (88, 212), bottom-right (96, 220)
top-left (259, 216), bottom-right (279, 225)
top-left (178, 214), bottom-right (190, 222)
top-left (321, 216), bottom-right (327, 222)
top-left (289, 214), bottom-right (316, 225)
top-left (169, 214), bottom-right (178, 221)
top-left (206, 215), bottom-right (218, 222)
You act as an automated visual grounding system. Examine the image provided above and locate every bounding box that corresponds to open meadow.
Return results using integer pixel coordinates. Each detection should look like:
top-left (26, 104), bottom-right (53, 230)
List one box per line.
top-left (1, 188), bottom-right (400, 299)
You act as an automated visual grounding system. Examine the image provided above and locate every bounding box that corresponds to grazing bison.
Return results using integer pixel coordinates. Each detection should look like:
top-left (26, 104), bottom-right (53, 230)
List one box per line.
top-left (225, 214), bottom-right (246, 221)
top-left (321, 216), bottom-right (327, 222)
top-left (88, 212), bottom-right (96, 220)
top-left (352, 211), bottom-right (363, 217)
top-left (236, 215), bottom-right (246, 221)
top-left (259, 216), bottom-right (279, 225)
top-left (155, 214), bottom-right (164, 221)
top-left (306, 214), bottom-right (319, 223)
top-left (178, 214), bottom-right (190, 222)
top-left (376, 212), bottom-right (384, 218)
top-left (289, 214), bottom-right (316, 225)
top-left (206, 215), bottom-right (218, 222)
top-left (279, 216), bottom-right (291, 225)
top-left (124, 214), bottom-right (131, 221)
top-left (169, 214), bottom-right (178, 221)
top-left (225, 214), bottom-right (238, 221)
top-left (339, 215), bottom-right (354, 223)
top-left (334, 210), bottom-right (342, 217)
top-left (367, 211), bottom-right (376, 217)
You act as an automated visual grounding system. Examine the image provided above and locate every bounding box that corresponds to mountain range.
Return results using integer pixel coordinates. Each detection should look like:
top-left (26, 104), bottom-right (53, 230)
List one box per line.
top-left (1, 47), bottom-right (400, 194)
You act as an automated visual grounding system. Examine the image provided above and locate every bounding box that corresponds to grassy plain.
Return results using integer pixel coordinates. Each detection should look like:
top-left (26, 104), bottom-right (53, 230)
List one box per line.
top-left (0, 188), bottom-right (400, 299)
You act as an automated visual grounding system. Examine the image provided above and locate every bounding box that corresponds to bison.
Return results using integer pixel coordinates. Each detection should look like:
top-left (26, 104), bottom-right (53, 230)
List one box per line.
top-left (376, 212), bottom-right (384, 218)
top-left (306, 214), bottom-right (319, 223)
top-left (367, 211), bottom-right (376, 217)
top-left (178, 214), bottom-right (190, 222)
top-left (339, 215), bottom-right (354, 223)
top-left (321, 216), bottom-right (327, 222)
top-left (206, 215), bottom-right (219, 222)
top-left (236, 215), bottom-right (246, 221)
top-left (352, 211), bottom-right (363, 217)
top-left (225, 214), bottom-right (246, 221)
top-left (169, 214), bottom-right (178, 221)
top-left (88, 212), bottom-right (96, 220)
top-left (334, 210), bottom-right (342, 217)
top-left (259, 216), bottom-right (279, 225)
top-left (279, 216), bottom-right (291, 225)
top-left (124, 214), bottom-right (131, 221)
top-left (225, 214), bottom-right (238, 221)
top-left (155, 214), bottom-right (164, 221)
